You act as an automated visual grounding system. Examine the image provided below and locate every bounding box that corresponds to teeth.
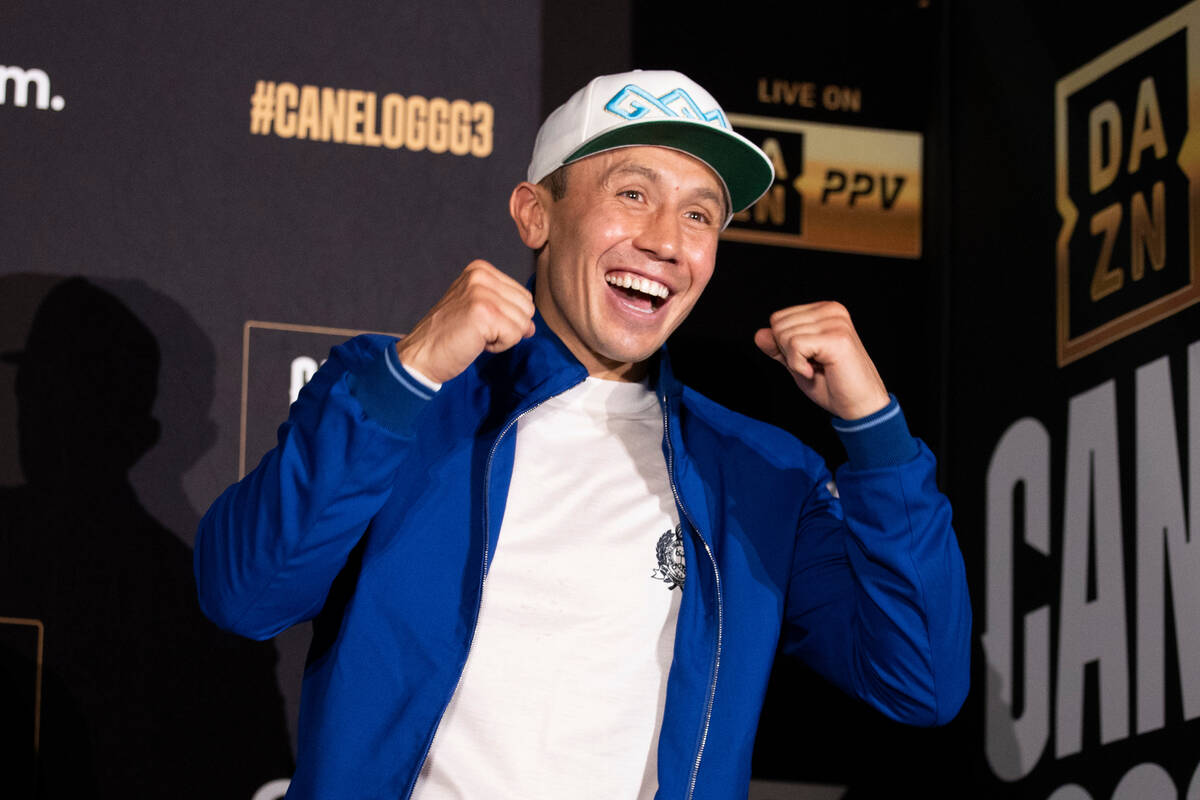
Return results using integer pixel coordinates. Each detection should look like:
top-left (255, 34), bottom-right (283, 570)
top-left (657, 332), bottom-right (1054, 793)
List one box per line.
top-left (607, 273), bottom-right (669, 299)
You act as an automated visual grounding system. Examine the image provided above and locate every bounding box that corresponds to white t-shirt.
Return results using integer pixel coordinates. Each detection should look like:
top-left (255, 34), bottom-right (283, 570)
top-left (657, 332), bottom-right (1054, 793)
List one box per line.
top-left (411, 377), bottom-right (684, 799)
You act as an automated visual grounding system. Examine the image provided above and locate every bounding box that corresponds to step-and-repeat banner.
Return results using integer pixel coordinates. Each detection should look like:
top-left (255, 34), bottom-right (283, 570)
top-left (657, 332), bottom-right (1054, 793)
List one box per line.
top-left (635, 1), bottom-right (1200, 798)
top-left (957, 2), bottom-right (1200, 798)
top-left (6, 1), bottom-right (1200, 797)
top-left (1, 2), bottom-right (539, 797)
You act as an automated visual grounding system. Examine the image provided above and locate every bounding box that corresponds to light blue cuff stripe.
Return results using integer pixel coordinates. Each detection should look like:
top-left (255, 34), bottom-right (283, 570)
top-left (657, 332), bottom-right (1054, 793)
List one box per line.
top-left (831, 401), bottom-right (902, 434)
top-left (383, 344), bottom-right (436, 400)
top-left (349, 340), bottom-right (436, 436)
top-left (831, 395), bottom-right (919, 469)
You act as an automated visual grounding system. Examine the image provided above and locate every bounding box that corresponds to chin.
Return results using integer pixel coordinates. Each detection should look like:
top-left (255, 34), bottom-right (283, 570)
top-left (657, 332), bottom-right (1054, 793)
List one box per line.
top-left (599, 341), bottom-right (664, 368)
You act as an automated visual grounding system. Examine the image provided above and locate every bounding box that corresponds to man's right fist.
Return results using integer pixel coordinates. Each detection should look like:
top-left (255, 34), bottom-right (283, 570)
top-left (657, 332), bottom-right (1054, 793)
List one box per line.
top-left (394, 260), bottom-right (536, 385)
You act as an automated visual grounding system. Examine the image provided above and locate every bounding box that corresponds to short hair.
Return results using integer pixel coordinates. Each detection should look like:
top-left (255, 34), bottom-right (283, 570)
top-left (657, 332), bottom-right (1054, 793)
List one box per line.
top-left (538, 166), bottom-right (568, 201)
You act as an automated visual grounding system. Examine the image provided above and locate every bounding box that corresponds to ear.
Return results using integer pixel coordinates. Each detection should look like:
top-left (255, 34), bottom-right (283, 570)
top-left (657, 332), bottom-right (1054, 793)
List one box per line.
top-left (509, 182), bottom-right (549, 250)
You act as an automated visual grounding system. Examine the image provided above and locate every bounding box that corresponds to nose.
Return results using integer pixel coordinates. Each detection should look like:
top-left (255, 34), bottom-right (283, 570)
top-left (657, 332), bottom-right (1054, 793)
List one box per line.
top-left (632, 206), bottom-right (680, 263)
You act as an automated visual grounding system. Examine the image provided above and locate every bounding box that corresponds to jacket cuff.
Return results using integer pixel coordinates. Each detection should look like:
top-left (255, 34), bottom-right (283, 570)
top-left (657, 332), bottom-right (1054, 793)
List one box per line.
top-left (349, 341), bottom-right (437, 435)
top-left (831, 394), bottom-right (919, 469)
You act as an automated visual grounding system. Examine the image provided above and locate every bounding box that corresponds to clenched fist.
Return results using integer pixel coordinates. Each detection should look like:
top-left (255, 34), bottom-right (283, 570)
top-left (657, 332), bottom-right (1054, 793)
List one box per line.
top-left (754, 301), bottom-right (889, 421)
top-left (396, 260), bottom-right (536, 384)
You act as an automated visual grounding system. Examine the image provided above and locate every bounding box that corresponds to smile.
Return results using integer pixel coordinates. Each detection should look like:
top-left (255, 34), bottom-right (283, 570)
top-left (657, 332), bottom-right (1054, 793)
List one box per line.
top-left (605, 271), bottom-right (670, 313)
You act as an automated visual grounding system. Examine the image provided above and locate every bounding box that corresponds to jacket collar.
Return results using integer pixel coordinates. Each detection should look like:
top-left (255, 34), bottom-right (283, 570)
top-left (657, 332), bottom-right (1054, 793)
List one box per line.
top-left (475, 306), bottom-right (587, 405)
top-left (476, 276), bottom-right (685, 410)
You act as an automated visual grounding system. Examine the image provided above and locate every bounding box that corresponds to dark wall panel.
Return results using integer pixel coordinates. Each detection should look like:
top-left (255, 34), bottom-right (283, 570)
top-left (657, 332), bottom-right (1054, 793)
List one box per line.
top-left (6, 0), bottom-right (1200, 796)
top-left (950, 1), bottom-right (1200, 797)
top-left (1, 2), bottom-right (540, 796)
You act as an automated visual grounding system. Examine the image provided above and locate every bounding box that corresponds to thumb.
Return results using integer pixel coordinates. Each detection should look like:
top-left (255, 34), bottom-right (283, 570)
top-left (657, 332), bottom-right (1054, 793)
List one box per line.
top-left (754, 328), bottom-right (782, 360)
top-left (754, 327), bottom-right (815, 381)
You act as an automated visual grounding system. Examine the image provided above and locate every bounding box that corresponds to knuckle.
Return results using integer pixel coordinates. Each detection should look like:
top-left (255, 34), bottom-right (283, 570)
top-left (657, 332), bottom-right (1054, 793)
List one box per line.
top-left (466, 296), bottom-right (495, 318)
top-left (464, 260), bottom-right (500, 285)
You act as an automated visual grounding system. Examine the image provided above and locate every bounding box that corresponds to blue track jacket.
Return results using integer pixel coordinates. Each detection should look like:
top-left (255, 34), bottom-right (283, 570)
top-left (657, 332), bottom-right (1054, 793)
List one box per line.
top-left (195, 320), bottom-right (970, 799)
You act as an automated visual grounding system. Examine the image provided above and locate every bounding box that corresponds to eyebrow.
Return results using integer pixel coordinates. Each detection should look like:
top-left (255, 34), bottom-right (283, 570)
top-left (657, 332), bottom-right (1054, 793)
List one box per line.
top-left (604, 159), bottom-right (728, 218)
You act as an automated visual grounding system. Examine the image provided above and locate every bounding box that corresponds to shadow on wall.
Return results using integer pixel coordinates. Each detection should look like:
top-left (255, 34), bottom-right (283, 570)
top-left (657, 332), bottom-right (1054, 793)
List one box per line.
top-left (0, 275), bottom-right (293, 798)
top-left (112, 274), bottom-right (220, 550)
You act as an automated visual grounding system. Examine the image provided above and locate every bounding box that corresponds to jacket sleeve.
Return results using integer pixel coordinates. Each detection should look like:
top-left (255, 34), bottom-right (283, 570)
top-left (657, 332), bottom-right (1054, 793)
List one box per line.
top-left (780, 397), bottom-right (971, 726)
top-left (193, 335), bottom-right (435, 640)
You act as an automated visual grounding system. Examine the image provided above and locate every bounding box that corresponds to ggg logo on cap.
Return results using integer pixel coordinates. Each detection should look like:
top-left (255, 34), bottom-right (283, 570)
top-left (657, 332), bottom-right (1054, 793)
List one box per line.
top-left (604, 85), bottom-right (730, 130)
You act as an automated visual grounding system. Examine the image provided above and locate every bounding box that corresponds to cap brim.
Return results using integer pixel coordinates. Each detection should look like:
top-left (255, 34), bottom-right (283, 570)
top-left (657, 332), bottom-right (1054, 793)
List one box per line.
top-left (564, 119), bottom-right (773, 217)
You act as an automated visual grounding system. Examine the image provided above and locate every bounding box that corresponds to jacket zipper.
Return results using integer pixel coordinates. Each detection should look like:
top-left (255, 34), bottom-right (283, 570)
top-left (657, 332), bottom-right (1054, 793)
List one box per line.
top-left (661, 394), bottom-right (724, 800)
top-left (403, 388), bottom-right (573, 798)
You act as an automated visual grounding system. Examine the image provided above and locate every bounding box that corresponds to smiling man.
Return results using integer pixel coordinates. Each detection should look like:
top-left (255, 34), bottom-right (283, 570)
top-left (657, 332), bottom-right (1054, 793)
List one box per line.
top-left (195, 71), bottom-right (970, 800)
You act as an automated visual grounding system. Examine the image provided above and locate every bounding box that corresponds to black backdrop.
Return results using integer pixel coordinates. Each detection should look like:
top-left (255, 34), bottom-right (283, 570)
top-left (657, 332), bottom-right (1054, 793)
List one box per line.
top-left (4, 1), bottom-right (1200, 797)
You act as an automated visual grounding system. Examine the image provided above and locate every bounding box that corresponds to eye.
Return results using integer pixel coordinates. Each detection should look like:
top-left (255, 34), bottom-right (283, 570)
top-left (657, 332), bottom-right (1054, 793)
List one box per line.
top-left (618, 189), bottom-right (644, 201)
top-left (685, 209), bottom-right (713, 226)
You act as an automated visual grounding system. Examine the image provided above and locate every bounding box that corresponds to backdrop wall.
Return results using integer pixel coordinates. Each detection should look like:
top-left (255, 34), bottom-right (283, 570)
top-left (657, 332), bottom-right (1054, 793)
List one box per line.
top-left (3, 2), bottom-right (1199, 798)
top-left (2, 2), bottom-right (540, 796)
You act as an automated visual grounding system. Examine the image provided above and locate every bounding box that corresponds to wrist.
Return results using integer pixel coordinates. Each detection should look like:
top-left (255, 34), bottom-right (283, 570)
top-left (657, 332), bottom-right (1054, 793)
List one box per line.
top-left (398, 358), bottom-right (442, 392)
top-left (394, 338), bottom-right (440, 384)
top-left (836, 390), bottom-right (890, 422)
top-left (350, 340), bottom-right (438, 436)
top-left (831, 394), bottom-right (919, 468)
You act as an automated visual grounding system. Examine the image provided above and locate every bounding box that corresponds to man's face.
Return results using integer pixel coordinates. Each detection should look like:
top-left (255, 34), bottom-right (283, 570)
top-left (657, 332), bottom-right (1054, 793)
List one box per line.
top-left (533, 145), bottom-right (725, 380)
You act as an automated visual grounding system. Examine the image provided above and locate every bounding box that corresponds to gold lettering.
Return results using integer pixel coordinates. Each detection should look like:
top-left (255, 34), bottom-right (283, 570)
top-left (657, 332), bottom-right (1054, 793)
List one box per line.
top-left (1090, 202), bottom-right (1124, 301)
top-left (296, 85), bottom-right (320, 140)
top-left (1089, 100), bottom-right (1122, 195)
top-left (822, 85), bottom-right (861, 112)
top-left (427, 97), bottom-right (449, 154)
top-left (1130, 181), bottom-right (1166, 280)
top-left (753, 185), bottom-right (786, 225)
top-left (757, 79), bottom-right (817, 107)
top-left (761, 137), bottom-right (788, 180)
top-left (320, 88), bottom-right (346, 143)
top-left (274, 82), bottom-right (298, 138)
top-left (1128, 77), bottom-right (1167, 173)
top-left (449, 100), bottom-right (471, 156)
top-left (345, 90), bottom-right (366, 145)
top-left (380, 93), bottom-right (404, 149)
top-left (800, 82), bottom-right (816, 107)
top-left (471, 101), bottom-right (493, 158)
top-left (362, 92), bottom-right (382, 147)
top-left (271, 83), bottom-right (491, 155)
top-left (406, 95), bottom-right (428, 151)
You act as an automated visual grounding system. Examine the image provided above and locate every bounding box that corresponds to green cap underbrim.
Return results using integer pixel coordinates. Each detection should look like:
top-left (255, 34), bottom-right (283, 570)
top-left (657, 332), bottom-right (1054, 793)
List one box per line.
top-left (564, 119), bottom-right (773, 216)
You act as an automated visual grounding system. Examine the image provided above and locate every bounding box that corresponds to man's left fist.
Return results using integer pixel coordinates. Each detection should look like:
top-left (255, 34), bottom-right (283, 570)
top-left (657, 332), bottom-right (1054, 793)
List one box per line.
top-left (753, 301), bottom-right (890, 421)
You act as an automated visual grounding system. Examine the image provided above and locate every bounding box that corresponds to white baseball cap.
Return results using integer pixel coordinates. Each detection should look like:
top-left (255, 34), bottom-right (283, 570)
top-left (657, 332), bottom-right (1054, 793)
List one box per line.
top-left (527, 70), bottom-right (774, 224)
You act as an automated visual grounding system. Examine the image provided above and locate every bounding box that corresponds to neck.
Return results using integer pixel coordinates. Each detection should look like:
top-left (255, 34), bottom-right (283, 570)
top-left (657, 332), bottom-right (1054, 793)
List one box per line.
top-left (531, 282), bottom-right (650, 383)
top-left (586, 357), bottom-right (648, 382)
top-left (542, 321), bottom-right (647, 382)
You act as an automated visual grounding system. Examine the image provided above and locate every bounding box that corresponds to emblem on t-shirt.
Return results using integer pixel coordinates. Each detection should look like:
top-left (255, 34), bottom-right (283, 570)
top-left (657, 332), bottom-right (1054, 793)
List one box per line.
top-left (651, 525), bottom-right (686, 590)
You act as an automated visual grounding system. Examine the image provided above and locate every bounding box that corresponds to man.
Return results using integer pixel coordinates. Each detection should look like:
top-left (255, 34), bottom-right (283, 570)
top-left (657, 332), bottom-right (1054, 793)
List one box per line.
top-left (195, 70), bottom-right (970, 799)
